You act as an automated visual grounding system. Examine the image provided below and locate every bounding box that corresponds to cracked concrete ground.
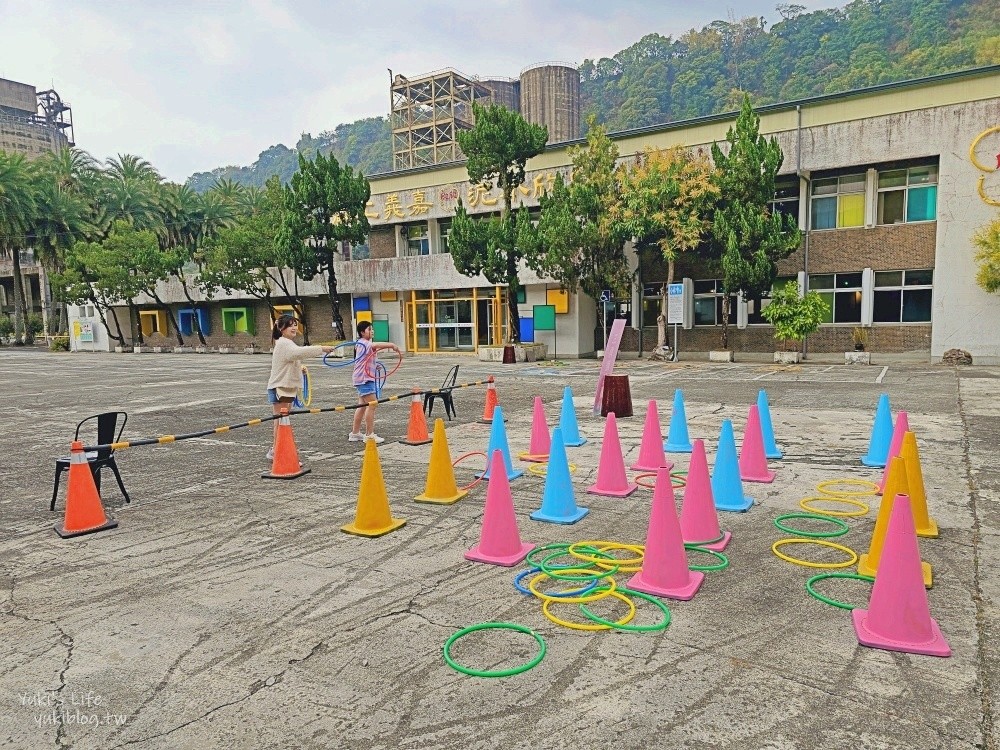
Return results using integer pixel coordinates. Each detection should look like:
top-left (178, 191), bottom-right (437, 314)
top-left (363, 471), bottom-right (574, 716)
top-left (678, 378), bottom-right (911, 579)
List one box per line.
top-left (0, 349), bottom-right (997, 750)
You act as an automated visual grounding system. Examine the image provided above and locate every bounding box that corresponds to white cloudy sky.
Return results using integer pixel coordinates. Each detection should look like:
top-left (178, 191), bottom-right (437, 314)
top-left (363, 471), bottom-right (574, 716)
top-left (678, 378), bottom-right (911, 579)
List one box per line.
top-left (2, 0), bottom-right (847, 183)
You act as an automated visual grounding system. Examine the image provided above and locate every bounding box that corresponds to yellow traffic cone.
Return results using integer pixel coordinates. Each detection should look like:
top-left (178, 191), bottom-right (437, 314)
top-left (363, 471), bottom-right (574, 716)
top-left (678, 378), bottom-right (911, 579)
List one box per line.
top-left (415, 419), bottom-right (469, 505)
top-left (858, 455), bottom-right (932, 587)
top-left (900, 431), bottom-right (939, 538)
top-left (341, 440), bottom-right (406, 538)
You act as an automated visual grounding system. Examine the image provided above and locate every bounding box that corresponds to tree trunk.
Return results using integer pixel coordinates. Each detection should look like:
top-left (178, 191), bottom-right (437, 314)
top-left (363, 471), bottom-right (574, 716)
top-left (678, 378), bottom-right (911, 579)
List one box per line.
top-left (295, 274), bottom-right (310, 345)
top-left (326, 248), bottom-right (345, 341)
top-left (153, 293), bottom-right (183, 346)
top-left (104, 303), bottom-right (126, 347)
top-left (10, 247), bottom-right (28, 344)
top-left (721, 294), bottom-right (731, 350)
top-left (177, 274), bottom-right (207, 346)
top-left (129, 303), bottom-right (142, 345)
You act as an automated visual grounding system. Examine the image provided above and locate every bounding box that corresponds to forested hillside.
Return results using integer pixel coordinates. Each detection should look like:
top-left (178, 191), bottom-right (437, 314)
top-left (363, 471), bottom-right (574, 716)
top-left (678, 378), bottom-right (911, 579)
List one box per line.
top-left (186, 0), bottom-right (1000, 191)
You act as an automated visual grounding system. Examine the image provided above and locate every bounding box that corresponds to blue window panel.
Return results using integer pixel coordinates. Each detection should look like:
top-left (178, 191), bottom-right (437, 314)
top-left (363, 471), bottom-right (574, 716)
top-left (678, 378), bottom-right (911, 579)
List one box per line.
top-left (178, 309), bottom-right (195, 336)
top-left (354, 296), bottom-right (371, 312)
top-left (195, 308), bottom-right (211, 335)
top-left (906, 186), bottom-right (937, 222)
top-left (811, 197), bottom-right (836, 229)
top-left (519, 317), bottom-right (534, 342)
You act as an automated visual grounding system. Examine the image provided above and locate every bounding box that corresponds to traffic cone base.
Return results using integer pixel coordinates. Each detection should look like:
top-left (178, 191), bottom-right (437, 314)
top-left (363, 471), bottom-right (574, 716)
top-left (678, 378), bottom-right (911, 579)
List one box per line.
top-left (531, 506), bottom-right (589, 524)
top-left (262, 467), bottom-right (311, 480)
top-left (341, 441), bottom-right (406, 538)
top-left (464, 542), bottom-right (535, 567)
top-left (852, 609), bottom-right (950, 657)
top-left (55, 442), bottom-right (118, 539)
top-left (686, 531), bottom-right (732, 553)
top-left (400, 393), bottom-right (433, 446)
top-left (917, 520), bottom-right (939, 539)
top-left (858, 553), bottom-right (932, 588)
top-left (627, 568), bottom-right (704, 601)
top-left (415, 419), bottom-right (469, 505)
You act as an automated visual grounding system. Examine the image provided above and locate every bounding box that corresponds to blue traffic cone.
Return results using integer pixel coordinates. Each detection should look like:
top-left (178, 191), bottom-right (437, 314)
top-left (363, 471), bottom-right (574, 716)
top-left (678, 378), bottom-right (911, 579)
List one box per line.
top-left (530, 428), bottom-right (589, 524)
top-left (861, 394), bottom-right (893, 468)
top-left (757, 390), bottom-right (783, 460)
top-left (711, 420), bottom-right (754, 512)
top-left (558, 386), bottom-right (587, 447)
top-left (477, 406), bottom-right (524, 481)
top-left (664, 389), bottom-right (693, 453)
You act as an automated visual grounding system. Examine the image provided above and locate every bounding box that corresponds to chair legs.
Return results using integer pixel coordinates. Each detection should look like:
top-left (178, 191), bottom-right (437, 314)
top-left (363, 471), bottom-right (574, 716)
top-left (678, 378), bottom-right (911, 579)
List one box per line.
top-left (108, 460), bottom-right (131, 504)
top-left (50, 465), bottom-right (67, 511)
top-left (49, 460), bottom-right (130, 510)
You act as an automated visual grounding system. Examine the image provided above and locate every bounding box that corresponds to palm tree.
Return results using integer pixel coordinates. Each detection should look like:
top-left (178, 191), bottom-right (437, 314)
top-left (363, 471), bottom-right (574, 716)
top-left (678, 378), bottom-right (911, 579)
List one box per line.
top-left (103, 154), bottom-right (163, 230)
top-left (0, 151), bottom-right (38, 343)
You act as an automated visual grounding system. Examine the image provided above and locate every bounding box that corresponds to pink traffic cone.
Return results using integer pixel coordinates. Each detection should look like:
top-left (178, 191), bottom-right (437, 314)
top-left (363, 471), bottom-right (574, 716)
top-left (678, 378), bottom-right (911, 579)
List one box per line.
top-left (627, 467), bottom-right (705, 600)
top-left (739, 404), bottom-right (776, 483)
top-left (680, 439), bottom-right (731, 552)
top-left (464, 450), bottom-right (535, 567)
top-left (631, 400), bottom-right (674, 472)
top-left (522, 396), bottom-right (550, 463)
top-left (852, 493), bottom-right (950, 657)
top-left (900, 431), bottom-right (939, 538)
top-left (587, 413), bottom-right (638, 497)
top-left (878, 411), bottom-right (909, 494)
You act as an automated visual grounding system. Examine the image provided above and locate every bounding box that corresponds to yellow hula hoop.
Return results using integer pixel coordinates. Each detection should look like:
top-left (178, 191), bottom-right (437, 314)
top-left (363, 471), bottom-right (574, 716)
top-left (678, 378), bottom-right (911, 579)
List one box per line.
top-left (594, 543), bottom-right (645, 572)
top-left (568, 541), bottom-right (645, 567)
top-left (527, 570), bottom-right (618, 604)
top-left (526, 462), bottom-right (578, 476)
top-left (771, 538), bottom-right (858, 569)
top-left (542, 589), bottom-right (637, 632)
top-left (800, 496), bottom-right (870, 517)
top-left (816, 478), bottom-right (878, 497)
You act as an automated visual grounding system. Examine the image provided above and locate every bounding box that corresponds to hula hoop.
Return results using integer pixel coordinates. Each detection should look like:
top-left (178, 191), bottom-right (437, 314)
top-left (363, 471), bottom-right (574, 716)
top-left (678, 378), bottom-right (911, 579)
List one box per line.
top-left (683, 531), bottom-right (725, 548)
top-left (805, 572), bottom-right (875, 610)
top-left (453, 452), bottom-right (488, 491)
top-left (816, 478), bottom-right (879, 497)
top-left (774, 513), bottom-right (849, 539)
top-left (686, 546), bottom-right (730, 572)
top-left (542, 588), bottom-right (637, 632)
top-left (512, 567), bottom-right (598, 598)
top-left (527, 570), bottom-right (619, 604)
top-left (568, 541), bottom-right (645, 567)
top-left (539, 550), bottom-right (620, 581)
top-left (579, 586), bottom-right (672, 632)
top-left (442, 622), bottom-right (546, 678)
top-left (771, 538), bottom-right (858, 569)
top-left (526, 462), bottom-right (578, 476)
top-left (322, 341), bottom-right (362, 368)
top-left (525, 543), bottom-right (601, 570)
top-left (799, 496), bottom-right (870, 517)
top-left (364, 349), bottom-right (403, 382)
top-left (293, 366), bottom-right (312, 408)
top-left (518, 452), bottom-right (550, 463)
top-left (634, 472), bottom-right (687, 490)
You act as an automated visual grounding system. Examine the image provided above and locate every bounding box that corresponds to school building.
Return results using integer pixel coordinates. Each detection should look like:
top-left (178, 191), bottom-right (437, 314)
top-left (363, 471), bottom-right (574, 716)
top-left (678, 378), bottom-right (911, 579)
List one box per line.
top-left (98, 65), bottom-right (1000, 363)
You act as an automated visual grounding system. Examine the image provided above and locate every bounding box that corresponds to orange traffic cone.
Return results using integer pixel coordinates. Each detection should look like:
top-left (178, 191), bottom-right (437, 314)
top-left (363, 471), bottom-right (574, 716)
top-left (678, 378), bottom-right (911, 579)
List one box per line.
top-left (858, 455), bottom-right (932, 587)
top-left (415, 419), bottom-right (468, 505)
top-left (262, 409), bottom-right (310, 480)
top-left (342, 440), bottom-right (407, 537)
top-left (478, 376), bottom-right (504, 424)
top-left (400, 391), bottom-right (432, 446)
top-left (54, 441), bottom-right (118, 538)
top-left (900, 431), bottom-right (939, 538)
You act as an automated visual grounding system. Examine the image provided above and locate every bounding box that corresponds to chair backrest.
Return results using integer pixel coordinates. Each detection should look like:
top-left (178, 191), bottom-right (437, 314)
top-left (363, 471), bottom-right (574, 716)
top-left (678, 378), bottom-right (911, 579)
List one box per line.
top-left (441, 364), bottom-right (459, 389)
top-left (74, 412), bottom-right (128, 459)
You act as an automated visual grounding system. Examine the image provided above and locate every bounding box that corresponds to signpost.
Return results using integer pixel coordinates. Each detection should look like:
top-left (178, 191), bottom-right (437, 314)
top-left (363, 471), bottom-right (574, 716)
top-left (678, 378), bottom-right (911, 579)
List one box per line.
top-left (667, 283), bottom-right (683, 362)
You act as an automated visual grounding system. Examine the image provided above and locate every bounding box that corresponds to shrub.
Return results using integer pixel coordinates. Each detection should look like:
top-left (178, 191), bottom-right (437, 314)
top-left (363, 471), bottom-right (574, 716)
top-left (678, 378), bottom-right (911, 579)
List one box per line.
top-left (0, 315), bottom-right (13, 344)
top-left (760, 282), bottom-right (829, 350)
top-left (49, 336), bottom-right (70, 352)
top-left (25, 313), bottom-right (44, 341)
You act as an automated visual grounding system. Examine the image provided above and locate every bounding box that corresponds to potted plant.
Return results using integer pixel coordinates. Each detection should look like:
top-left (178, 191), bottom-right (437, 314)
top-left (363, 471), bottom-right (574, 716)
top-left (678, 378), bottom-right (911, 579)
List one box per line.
top-left (847, 327), bottom-right (871, 365)
top-left (760, 282), bottom-right (828, 364)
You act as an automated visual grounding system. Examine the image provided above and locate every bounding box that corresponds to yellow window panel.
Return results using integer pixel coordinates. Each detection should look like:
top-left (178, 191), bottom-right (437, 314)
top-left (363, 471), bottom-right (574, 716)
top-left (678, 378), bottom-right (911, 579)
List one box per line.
top-left (838, 193), bottom-right (865, 227)
top-left (380, 290), bottom-right (398, 302)
top-left (356, 310), bottom-right (373, 324)
top-left (546, 288), bottom-right (569, 314)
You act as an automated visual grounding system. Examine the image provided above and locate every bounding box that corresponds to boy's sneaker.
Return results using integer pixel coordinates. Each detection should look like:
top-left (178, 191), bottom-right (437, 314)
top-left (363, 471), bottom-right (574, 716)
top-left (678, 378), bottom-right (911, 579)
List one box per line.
top-left (365, 433), bottom-right (385, 444)
top-left (348, 432), bottom-right (365, 442)
top-left (266, 448), bottom-right (274, 460)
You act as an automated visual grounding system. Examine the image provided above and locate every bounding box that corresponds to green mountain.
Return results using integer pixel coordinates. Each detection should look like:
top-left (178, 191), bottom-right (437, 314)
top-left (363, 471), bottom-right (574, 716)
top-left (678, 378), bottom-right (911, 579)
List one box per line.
top-left (185, 0), bottom-right (1000, 192)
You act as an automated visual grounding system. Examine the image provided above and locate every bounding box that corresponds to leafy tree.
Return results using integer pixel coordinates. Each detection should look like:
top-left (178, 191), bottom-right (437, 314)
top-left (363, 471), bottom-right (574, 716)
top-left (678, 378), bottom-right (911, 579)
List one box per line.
top-left (760, 281), bottom-right (829, 350)
top-left (973, 216), bottom-right (1000, 293)
top-left (524, 119), bottom-right (631, 301)
top-left (707, 94), bottom-right (801, 349)
top-left (0, 151), bottom-right (37, 343)
top-left (282, 152), bottom-right (370, 340)
top-left (450, 103), bottom-right (548, 343)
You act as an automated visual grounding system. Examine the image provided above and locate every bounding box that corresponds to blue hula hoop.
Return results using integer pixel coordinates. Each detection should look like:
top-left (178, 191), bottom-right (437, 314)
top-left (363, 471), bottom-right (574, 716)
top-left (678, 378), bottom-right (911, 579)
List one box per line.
top-left (322, 341), bottom-right (362, 368)
top-left (293, 367), bottom-right (311, 408)
top-left (374, 360), bottom-right (387, 398)
top-left (513, 568), bottom-right (598, 598)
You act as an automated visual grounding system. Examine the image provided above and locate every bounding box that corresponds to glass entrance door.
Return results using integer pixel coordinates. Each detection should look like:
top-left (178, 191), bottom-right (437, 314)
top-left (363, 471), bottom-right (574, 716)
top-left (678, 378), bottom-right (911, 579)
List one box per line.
top-left (407, 288), bottom-right (504, 352)
top-left (409, 300), bottom-right (433, 352)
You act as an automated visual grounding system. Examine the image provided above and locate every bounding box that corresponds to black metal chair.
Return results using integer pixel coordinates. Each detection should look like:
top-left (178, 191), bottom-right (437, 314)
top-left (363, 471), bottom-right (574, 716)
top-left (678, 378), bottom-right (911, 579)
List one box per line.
top-left (51, 412), bottom-right (131, 511)
top-left (424, 365), bottom-right (459, 421)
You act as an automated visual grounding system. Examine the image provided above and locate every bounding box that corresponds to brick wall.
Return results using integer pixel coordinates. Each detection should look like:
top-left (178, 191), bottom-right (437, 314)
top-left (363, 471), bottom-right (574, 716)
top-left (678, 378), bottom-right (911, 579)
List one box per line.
top-left (780, 223), bottom-right (937, 275)
top-left (370, 226), bottom-right (397, 259)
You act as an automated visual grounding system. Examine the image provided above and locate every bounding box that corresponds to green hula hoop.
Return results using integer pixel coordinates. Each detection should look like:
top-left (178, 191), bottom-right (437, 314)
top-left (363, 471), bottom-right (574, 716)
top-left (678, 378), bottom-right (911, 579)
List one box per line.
top-left (578, 586), bottom-right (672, 633)
top-left (686, 546), bottom-right (730, 572)
top-left (805, 572), bottom-right (875, 610)
top-left (526, 543), bottom-right (601, 570)
top-left (442, 622), bottom-right (546, 678)
top-left (683, 531), bottom-right (725, 548)
top-left (774, 512), bottom-right (850, 539)
top-left (539, 549), bottom-right (619, 581)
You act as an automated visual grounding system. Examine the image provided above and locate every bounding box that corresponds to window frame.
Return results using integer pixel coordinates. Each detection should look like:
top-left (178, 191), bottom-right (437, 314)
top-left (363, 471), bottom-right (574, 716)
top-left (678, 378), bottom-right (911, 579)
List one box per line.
top-left (873, 268), bottom-right (933, 324)
top-left (401, 221), bottom-right (430, 257)
top-left (876, 165), bottom-right (938, 226)
top-left (809, 272), bottom-right (863, 324)
top-left (810, 173), bottom-right (866, 230)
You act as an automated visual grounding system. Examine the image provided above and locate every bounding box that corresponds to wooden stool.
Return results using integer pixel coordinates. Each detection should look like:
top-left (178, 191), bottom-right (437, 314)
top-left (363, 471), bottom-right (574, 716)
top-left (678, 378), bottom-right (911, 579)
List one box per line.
top-left (601, 374), bottom-right (633, 417)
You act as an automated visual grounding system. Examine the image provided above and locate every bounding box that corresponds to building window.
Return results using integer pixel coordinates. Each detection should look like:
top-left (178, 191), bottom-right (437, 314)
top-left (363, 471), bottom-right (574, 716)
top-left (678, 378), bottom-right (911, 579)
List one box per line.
top-left (640, 283), bottom-right (664, 328)
top-left (747, 276), bottom-right (797, 324)
top-left (139, 310), bottom-right (167, 337)
top-left (877, 166), bottom-right (937, 225)
top-left (811, 174), bottom-right (865, 230)
top-left (345, 239), bottom-right (370, 260)
top-left (402, 222), bottom-right (429, 257)
top-left (873, 269), bottom-right (933, 323)
top-left (692, 279), bottom-right (736, 326)
top-left (438, 219), bottom-right (452, 254)
top-left (770, 179), bottom-right (800, 228)
top-left (809, 272), bottom-right (862, 323)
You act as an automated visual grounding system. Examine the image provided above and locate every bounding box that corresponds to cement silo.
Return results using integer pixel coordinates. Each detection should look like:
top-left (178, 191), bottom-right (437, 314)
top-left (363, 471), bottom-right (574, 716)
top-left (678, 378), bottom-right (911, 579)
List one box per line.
top-left (480, 77), bottom-right (521, 113)
top-left (518, 62), bottom-right (581, 143)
